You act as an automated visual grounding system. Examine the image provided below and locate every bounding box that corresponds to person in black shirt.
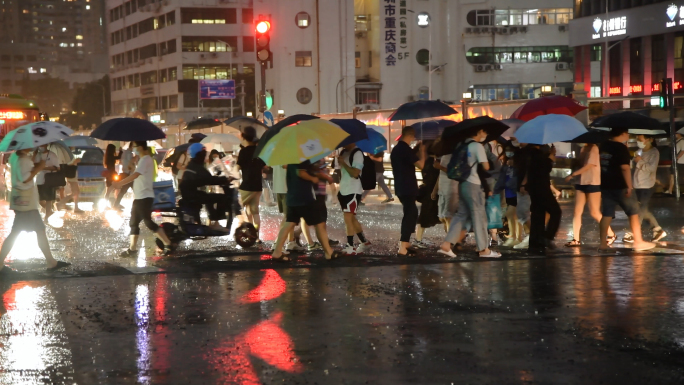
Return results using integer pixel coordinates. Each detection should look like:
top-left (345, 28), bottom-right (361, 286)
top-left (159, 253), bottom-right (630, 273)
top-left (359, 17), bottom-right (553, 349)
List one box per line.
top-left (599, 128), bottom-right (655, 251)
top-left (271, 162), bottom-right (339, 261)
top-left (236, 126), bottom-right (266, 242)
top-left (361, 152), bottom-right (394, 204)
top-left (520, 144), bottom-right (561, 252)
top-left (391, 127), bottom-right (426, 256)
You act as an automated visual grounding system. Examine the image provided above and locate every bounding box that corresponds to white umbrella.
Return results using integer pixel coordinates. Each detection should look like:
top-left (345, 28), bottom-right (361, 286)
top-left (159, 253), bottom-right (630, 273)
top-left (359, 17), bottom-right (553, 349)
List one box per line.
top-left (201, 133), bottom-right (240, 152)
top-left (515, 114), bottom-right (587, 145)
top-left (62, 135), bottom-right (98, 147)
top-left (0, 122), bottom-right (74, 152)
top-left (122, 140), bottom-right (162, 150)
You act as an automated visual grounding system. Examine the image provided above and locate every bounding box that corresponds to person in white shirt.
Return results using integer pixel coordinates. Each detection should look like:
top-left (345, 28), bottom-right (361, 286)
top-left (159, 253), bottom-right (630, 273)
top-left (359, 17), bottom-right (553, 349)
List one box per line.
top-left (438, 129), bottom-right (501, 258)
top-left (337, 143), bottom-right (371, 254)
top-left (112, 141), bottom-right (173, 257)
top-left (34, 145), bottom-right (60, 221)
top-left (0, 148), bottom-right (70, 275)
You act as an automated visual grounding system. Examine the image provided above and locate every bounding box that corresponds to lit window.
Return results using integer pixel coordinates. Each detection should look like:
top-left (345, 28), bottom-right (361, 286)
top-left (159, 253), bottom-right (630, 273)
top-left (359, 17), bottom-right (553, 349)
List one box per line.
top-left (40, 68), bottom-right (46, 73)
top-left (295, 12), bottom-right (311, 28)
top-left (77, 43), bottom-right (82, 47)
top-left (75, 35), bottom-right (83, 40)
top-left (86, 5), bottom-right (90, 10)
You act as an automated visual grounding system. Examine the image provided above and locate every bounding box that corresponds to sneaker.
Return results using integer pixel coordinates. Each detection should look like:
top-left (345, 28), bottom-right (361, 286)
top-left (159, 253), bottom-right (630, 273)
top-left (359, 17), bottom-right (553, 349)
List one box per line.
top-left (513, 236), bottom-right (529, 249)
top-left (328, 239), bottom-right (340, 246)
top-left (120, 249), bottom-right (138, 258)
top-left (437, 249), bottom-right (457, 258)
top-left (381, 197), bottom-right (395, 204)
top-left (502, 238), bottom-right (520, 247)
top-left (341, 244), bottom-right (357, 255)
top-left (411, 240), bottom-right (427, 249)
top-left (652, 229), bottom-right (667, 242)
top-left (308, 242), bottom-right (323, 251)
top-left (623, 232), bottom-right (634, 244)
top-left (286, 241), bottom-right (305, 252)
top-left (356, 241), bottom-right (372, 253)
top-left (479, 249), bottom-right (502, 258)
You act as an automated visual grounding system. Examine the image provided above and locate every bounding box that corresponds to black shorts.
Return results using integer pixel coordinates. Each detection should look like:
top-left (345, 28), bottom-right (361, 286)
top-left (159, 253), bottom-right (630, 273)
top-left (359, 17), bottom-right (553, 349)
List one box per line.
top-left (575, 184), bottom-right (601, 194)
top-left (315, 195), bottom-right (327, 223)
top-left (505, 197), bottom-right (517, 207)
top-left (37, 184), bottom-right (56, 202)
top-left (286, 204), bottom-right (323, 226)
top-left (338, 193), bottom-right (361, 214)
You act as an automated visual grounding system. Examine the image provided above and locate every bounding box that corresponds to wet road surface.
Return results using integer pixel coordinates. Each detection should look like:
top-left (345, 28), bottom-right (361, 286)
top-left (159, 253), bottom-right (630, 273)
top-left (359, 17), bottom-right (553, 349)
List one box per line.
top-left (0, 196), bottom-right (683, 383)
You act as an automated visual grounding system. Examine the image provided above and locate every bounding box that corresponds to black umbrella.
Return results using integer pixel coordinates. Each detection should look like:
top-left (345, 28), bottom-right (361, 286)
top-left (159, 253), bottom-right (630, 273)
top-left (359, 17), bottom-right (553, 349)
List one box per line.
top-left (223, 116), bottom-right (269, 137)
top-left (90, 118), bottom-right (166, 141)
top-left (254, 114), bottom-right (319, 158)
top-left (589, 111), bottom-right (662, 131)
top-left (185, 117), bottom-right (222, 131)
top-left (563, 130), bottom-right (609, 144)
top-left (331, 119), bottom-right (368, 148)
top-left (439, 117), bottom-right (509, 155)
top-left (388, 100), bottom-right (458, 121)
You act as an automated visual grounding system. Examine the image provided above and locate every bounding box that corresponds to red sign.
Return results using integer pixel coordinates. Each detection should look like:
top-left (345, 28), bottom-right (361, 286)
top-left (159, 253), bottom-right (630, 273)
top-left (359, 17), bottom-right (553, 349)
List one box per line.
top-left (0, 111), bottom-right (25, 120)
top-left (609, 86), bottom-right (622, 95)
top-left (629, 85), bottom-right (643, 93)
top-left (676, 81), bottom-right (683, 90)
top-left (653, 83), bottom-right (660, 92)
top-left (652, 82), bottom-right (684, 91)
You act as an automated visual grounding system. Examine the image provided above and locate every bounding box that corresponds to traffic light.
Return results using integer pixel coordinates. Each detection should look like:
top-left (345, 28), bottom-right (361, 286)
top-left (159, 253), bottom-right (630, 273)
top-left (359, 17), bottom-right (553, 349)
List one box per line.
top-left (660, 79), bottom-right (668, 109)
top-left (255, 20), bottom-right (271, 64)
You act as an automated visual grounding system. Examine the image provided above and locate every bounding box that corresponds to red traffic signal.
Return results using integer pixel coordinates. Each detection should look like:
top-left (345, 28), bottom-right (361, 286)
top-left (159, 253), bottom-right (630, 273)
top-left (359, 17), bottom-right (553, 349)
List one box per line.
top-left (256, 20), bottom-right (271, 34)
top-left (255, 20), bottom-right (272, 63)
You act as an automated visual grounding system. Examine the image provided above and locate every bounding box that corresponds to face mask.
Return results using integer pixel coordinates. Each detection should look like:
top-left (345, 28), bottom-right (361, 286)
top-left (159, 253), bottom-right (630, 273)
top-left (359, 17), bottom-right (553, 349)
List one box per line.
top-left (478, 135), bottom-right (486, 143)
top-left (505, 152), bottom-right (514, 158)
top-left (132, 148), bottom-right (139, 156)
top-left (636, 141), bottom-right (646, 149)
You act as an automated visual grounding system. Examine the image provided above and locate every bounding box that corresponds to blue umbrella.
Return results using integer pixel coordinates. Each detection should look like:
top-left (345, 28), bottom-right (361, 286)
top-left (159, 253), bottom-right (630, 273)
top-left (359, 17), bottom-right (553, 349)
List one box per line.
top-left (356, 127), bottom-right (387, 154)
top-left (410, 119), bottom-right (456, 140)
top-left (388, 100), bottom-right (458, 121)
top-left (90, 118), bottom-right (166, 141)
top-left (332, 119), bottom-right (368, 148)
top-left (515, 114), bottom-right (587, 145)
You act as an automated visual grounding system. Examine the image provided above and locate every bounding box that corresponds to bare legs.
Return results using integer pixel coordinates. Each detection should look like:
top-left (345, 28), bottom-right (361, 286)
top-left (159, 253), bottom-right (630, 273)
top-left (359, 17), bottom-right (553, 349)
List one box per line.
top-left (572, 191), bottom-right (614, 242)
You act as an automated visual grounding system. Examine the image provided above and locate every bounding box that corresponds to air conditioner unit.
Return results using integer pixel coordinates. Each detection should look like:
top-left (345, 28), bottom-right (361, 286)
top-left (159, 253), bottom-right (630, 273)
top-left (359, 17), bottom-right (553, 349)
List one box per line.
top-left (510, 26), bottom-right (518, 33)
top-left (200, 54), bottom-right (206, 59)
top-left (465, 27), bottom-right (472, 34)
top-left (494, 64), bottom-right (503, 70)
top-left (480, 27), bottom-right (490, 33)
top-left (555, 62), bottom-right (569, 71)
top-left (474, 64), bottom-right (488, 72)
top-left (473, 27), bottom-right (481, 33)
top-left (212, 53), bottom-right (218, 58)
top-left (558, 25), bottom-right (567, 32)
top-left (499, 28), bottom-right (510, 35)
top-left (520, 26), bottom-right (528, 33)
top-left (491, 28), bottom-right (499, 34)
top-left (484, 64), bottom-right (493, 71)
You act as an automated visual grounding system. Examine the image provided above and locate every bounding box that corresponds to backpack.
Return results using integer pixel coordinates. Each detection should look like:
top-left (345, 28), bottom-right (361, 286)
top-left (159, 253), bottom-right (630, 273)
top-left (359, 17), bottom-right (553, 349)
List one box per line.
top-left (163, 150), bottom-right (186, 175)
top-left (447, 140), bottom-right (475, 182)
top-left (349, 148), bottom-right (377, 191)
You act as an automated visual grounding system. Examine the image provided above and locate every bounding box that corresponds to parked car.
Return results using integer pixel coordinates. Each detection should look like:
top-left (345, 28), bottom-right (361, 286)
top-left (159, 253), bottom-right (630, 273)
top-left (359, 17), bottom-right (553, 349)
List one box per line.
top-left (71, 146), bottom-right (106, 202)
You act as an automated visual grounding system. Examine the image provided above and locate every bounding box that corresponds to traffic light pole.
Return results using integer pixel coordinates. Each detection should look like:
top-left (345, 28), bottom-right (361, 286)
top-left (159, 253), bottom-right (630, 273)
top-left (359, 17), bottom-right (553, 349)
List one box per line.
top-left (667, 78), bottom-right (680, 199)
top-left (259, 62), bottom-right (267, 113)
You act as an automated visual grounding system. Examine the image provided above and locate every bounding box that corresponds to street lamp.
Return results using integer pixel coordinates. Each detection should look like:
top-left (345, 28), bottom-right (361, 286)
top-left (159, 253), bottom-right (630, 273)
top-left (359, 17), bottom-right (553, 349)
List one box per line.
top-left (216, 40), bottom-right (234, 119)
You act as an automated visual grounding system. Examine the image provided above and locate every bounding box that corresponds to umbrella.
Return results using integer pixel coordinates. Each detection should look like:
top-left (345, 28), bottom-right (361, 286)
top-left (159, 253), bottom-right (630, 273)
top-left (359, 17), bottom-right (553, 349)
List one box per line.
top-left (254, 114), bottom-right (319, 159)
top-left (0, 121), bottom-right (73, 152)
top-left (442, 116), bottom-right (509, 144)
top-left (409, 119), bottom-right (456, 140)
top-left (510, 96), bottom-right (587, 122)
top-left (356, 127), bottom-right (388, 154)
top-left (48, 140), bottom-right (75, 162)
top-left (331, 119), bottom-right (368, 148)
top-left (122, 140), bottom-right (163, 150)
top-left (185, 117), bottom-right (223, 131)
top-left (201, 133), bottom-right (241, 152)
top-left (589, 111), bottom-right (662, 132)
top-left (62, 135), bottom-right (98, 147)
top-left (389, 100), bottom-right (458, 121)
top-left (224, 116), bottom-right (269, 136)
top-left (563, 130), bottom-right (609, 144)
top-left (499, 118), bottom-right (526, 139)
top-left (515, 114), bottom-right (587, 145)
top-left (90, 118), bottom-right (166, 141)
top-left (257, 120), bottom-right (349, 166)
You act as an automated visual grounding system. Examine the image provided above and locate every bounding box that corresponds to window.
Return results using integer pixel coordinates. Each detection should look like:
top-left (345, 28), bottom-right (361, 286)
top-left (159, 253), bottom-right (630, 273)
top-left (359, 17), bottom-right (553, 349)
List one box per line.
top-left (169, 95), bottom-right (179, 109)
top-left (181, 36), bottom-right (237, 52)
top-left (296, 88), bottom-right (313, 104)
top-left (242, 8), bottom-right (253, 24)
top-left (158, 14), bottom-right (166, 29)
top-left (0, 55), bottom-right (9, 62)
top-left (466, 10), bottom-right (493, 26)
top-left (134, 73), bottom-right (140, 87)
top-left (159, 39), bottom-right (176, 55)
top-left (295, 12), bottom-right (311, 28)
top-left (465, 46), bottom-right (573, 64)
top-left (138, 17), bottom-right (156, 34)
top-left (159, 68), bottom-right (168, 83)
top-left (168, 67), bottom-right (177, 81)
top-left (243, 36), bottom-right (254, 52)
top-left (141, 70), bottom-right (157, 85)
top-left (166, 11), bottom-right (175, 26)
top-left (355, 89), bottom-right (379, 105)
top-left (181, 8), bottom-right (236, 24)
top-left (468, 8), bottom-right (572, 26)
top-left (139, 44), bottom-right (157, 60)
top-left (416, 49), bottom-right (429, 65)
top-left (26, 55), bottom-right (37, 62)
top-left (355, 52), bottom-right (361, 68)
top-left (14, 55), bottom-right (23, 62)
top-left (182, 66), bottom-right (234, 80)
top-left (295, 51), bottom-right (312, 67)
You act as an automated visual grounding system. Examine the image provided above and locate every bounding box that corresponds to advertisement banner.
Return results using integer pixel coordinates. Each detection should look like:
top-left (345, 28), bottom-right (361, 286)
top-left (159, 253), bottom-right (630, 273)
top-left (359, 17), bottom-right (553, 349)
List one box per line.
top-left (199, 79), bottom-right (236, 100)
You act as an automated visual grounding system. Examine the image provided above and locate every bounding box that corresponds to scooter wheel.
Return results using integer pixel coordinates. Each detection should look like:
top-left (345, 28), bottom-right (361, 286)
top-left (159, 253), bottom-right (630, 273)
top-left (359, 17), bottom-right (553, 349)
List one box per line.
top-left (234, 223), bottom-right (258, 248)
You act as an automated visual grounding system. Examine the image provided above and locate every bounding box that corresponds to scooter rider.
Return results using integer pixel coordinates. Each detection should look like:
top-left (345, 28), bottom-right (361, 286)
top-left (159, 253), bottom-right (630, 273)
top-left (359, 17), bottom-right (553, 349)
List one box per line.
top-left (180, 143), bottom-right (232, 232)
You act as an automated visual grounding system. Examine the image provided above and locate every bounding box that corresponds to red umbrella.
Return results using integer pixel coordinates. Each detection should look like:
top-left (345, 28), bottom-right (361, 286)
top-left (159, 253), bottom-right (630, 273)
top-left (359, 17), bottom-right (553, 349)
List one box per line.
top-left (510, 95), bottom-right (587, 122)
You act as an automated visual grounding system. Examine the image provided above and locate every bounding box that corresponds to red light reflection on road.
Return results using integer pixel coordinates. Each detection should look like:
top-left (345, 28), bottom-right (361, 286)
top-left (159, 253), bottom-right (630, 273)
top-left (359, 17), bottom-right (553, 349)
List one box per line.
top-left (240, 269), bottom-right (286, 304)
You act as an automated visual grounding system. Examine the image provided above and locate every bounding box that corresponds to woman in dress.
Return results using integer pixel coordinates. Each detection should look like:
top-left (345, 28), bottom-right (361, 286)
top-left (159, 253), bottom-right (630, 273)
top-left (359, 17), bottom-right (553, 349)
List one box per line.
top-left (414, 141), bottom-right (441, 248)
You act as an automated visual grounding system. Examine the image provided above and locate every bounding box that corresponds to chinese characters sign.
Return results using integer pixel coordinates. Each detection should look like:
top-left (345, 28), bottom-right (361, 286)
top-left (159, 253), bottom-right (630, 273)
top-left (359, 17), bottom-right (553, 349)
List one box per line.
top-left (0, 111), bottom-right (25, 120)
top-left (666, 4), bottom-right (684, 27)
top-left (199, 79), bottom-right (236, 100)
top-left (384, 0), bottom-right (410, 66)
top-left (592, 16), bottom-right (627, 39)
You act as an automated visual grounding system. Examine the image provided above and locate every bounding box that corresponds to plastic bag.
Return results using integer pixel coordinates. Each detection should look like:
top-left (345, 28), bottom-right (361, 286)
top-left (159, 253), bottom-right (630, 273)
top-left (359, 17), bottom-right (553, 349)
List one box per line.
top-left (486, 193), bottom-right (503, 229)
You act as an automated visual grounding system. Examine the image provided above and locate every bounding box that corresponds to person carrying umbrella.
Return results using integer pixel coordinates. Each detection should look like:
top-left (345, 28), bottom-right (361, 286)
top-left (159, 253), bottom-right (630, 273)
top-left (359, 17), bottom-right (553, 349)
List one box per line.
top-left (112, 141), bottom-right (174, 256)
top-left (598, 128), bottom-right (655, 251)
top-left (336, 142), bottom-right (372, 254)
top-left (34, 144), bottom-right (61, 221)
top-left (235, 126), bottom-right (266, 244)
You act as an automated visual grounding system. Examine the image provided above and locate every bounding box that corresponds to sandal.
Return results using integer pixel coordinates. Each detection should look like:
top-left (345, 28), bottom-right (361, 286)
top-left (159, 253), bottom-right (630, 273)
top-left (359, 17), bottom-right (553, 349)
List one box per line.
top-left (47, 261), bottom-right (71, 271)
top-left (398, 247), bottom-right (418, 257)
top-left (325, 251), bottom-right (342, 260)
top-left (565, 239), bottom-right (581, 247)
top-left (272, 254), bottom-right (291, 262)
top-left (606, 234), bottom-right (617, 246)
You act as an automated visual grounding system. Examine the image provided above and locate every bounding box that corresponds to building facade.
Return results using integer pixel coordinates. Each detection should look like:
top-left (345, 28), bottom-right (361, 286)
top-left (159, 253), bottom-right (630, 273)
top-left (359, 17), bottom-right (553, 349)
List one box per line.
top-left (570, 0), bottom-right (684, 107)
top-left (354, 0), bottom-right (574, 110)
top-left (0, 0), bottom-right (107, 93)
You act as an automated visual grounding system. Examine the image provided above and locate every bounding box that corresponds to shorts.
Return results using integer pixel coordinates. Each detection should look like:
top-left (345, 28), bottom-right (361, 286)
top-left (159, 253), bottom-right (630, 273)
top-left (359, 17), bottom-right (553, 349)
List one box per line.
top-left (575, 184), bottom-right (601, 194)
top-left (11, 210), bottom-right (45, 232)
top-left (516, 193), bottom-right (531, 224)
top-left (601, 188), bottom-right (640, 218)
top-left (286, 204), bottom-right (323, 226)
top-left (277, 193), bottom-right (288, 215)
top-left (37, 184), bottom-right (56, 202)
top-left (315, 195), bottom-right (328, 223)
top-left (338, 193), bottom-right (361, 214)
top-left (505, 197), bottom-right (517, 207)
top-left (438, 194), bottom-right (458, 219)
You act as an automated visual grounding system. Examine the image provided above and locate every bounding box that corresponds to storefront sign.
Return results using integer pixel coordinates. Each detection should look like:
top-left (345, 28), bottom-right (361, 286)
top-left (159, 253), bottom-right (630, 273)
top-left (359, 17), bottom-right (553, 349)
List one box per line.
top-left (384, 1), bottom-right (397, 66)
top-left (592, 16), bottom-right (627, 40)
top-left (609, 86), bottom-right (622, 95)
top-left (0, 111), bottom-right (25, 120)
top-left (666, 4), bottom-right (684, 27)
top-left (652, 82), bottom-right (683, 91)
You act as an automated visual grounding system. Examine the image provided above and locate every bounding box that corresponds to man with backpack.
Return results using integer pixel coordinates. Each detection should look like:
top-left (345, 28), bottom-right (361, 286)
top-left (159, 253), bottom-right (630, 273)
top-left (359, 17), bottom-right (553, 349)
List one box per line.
top-left (437, 128), bottom-right (501, 258)
top-left (337, 143), bottom-right (372, 254)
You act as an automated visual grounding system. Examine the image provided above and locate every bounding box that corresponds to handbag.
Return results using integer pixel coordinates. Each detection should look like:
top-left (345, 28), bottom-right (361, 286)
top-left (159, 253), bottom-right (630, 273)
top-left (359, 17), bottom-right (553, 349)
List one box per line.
top-left (44, 170), bottom-right (66, 188)
top-left (486, 193), bottom-right (503, 229)
top-left (61, 164), bottom-right (78, 179)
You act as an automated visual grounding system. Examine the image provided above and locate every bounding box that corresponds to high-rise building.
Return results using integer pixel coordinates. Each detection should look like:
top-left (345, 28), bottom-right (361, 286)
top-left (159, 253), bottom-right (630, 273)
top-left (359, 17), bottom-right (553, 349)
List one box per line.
top-left (0, 0), bottom-right (108, 94)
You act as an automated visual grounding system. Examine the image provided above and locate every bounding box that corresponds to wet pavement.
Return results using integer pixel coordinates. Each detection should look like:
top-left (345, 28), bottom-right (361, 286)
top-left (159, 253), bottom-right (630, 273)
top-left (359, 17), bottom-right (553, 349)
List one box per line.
top-left (0, 195), bottom-right (684, 383)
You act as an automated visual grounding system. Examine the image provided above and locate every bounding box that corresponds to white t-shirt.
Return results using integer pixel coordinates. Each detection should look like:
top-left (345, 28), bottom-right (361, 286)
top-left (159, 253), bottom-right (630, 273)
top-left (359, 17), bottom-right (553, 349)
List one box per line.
top-left (35, 150), bottom-right (59, 185)
top-left (120, 150), bottom-right (134, 173)
top-left (466, 141), bottom-right (488, 185)
top-left (272, 164), bottom-right (288, 194)
top-left (133, 155), bottom-right (155, 199)
top-left (339, 149), bottom-right (364, 195)
top-left (677, 139), bottom-right (684, 164)
top-left (10, 154), bottom-right (39, 211)
top-left (438, 154), bottom-right (458, 196)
